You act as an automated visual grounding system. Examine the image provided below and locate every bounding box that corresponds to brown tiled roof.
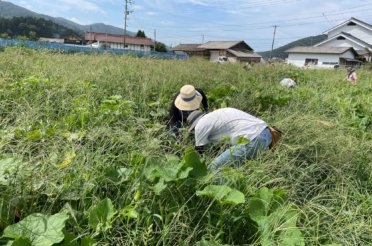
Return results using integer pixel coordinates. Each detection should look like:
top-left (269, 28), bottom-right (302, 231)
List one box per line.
top-left (227, 49), bottom-right (262, 58)
top-left (171, 44), bottom-right (204, 51)
top-left (285, 46), bottom-right (355, 54)
top-left (198, 41), bottom-right (243, 49)
top-left (85, 32), bottom-right (154, 46)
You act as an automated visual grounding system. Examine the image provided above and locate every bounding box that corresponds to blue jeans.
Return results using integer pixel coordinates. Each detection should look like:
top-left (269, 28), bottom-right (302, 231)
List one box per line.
top-left (209, 127), bottom-right (272, 171)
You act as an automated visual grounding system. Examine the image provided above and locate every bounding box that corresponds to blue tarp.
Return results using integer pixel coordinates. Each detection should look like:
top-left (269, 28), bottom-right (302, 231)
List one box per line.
top-left (0, 39), bottom-right (188, 60)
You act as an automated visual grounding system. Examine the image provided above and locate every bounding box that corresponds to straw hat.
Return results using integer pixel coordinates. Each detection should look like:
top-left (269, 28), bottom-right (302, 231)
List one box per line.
top-left (187, 110), bottom-right (205, 131)
top-left (174, 85), bottom-right (203, 111)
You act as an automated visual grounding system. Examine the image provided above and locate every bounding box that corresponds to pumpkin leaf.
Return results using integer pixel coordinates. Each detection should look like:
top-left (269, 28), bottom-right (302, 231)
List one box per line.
top-left (196, 185), bottom-right (245, 205)
top-left (88, 198), bottom-right (117, 233)
top-left (3, 213), bottom-right (69, 246)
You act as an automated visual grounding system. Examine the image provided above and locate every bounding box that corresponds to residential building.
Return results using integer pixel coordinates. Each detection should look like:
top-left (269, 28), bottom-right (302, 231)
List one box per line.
top-left (171, 40), bottom-right (262, 63)
top-left (286, 46), bottom-right (361, 68)
top-left (85, 32), bottom-right (154, 51)
top-left (198, 41), bottom-right (262, 63)
top-left (286, 17), bottom-right (372, 67)
top-left (171, 44), bottom-right (209, 57)
top-left (314, 17), bottom-right (372, 61)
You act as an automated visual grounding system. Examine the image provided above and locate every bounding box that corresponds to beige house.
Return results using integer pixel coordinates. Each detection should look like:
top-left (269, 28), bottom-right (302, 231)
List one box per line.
top-left (198, 41), bottom-right (262, 63)
top-left (172, 40), bottom-right (261, 63)
top-left (171, 44), bottom-right (209, 57)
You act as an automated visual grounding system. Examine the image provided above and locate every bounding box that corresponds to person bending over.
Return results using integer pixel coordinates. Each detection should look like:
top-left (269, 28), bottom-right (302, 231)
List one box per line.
top-left (187, 107), bottom-right (281, 171)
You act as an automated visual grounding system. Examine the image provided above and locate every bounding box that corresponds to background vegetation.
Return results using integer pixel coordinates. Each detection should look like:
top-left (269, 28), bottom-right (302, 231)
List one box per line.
top-left (0, 17), bottom-right (81, 40)
top-left (0, 47), bottom-right (371, 245)
top-left (258, 34), bottom-right (327, 59)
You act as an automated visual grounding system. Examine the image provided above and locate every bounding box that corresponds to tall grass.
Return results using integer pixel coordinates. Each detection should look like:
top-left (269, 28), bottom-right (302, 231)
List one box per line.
top-left (0, 47), bottom-right (371, 245)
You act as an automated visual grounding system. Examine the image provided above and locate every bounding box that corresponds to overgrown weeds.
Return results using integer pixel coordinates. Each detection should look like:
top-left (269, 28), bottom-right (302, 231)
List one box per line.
top-left (0, 47), bottom-right (371, 245)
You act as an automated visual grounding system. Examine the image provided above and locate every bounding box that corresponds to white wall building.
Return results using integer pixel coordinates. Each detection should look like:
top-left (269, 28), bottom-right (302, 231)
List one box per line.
top-left (286, 47), bottom-right (359, 68)
top-left (286, 17), bottom-right (372, 67)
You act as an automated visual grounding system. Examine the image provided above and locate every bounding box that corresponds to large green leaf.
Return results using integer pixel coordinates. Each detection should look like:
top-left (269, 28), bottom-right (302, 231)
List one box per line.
top-left (247, 188), bottom-right (304, 245)
top-left (182, 147), bottom-right (207, 178)
top-left (3, 213), bottom-right (69, 246)
top-left (279, 227), bottom-right (305, 246)
top-left (196, 185), bottom-right (245, 205)
top-left (88, 198), bottom-right (117, 232)
top-left (247, 198), bottom-right (267, 222)
top-left (8, 237), bottom-right (31, 246)
top-left (0, 158), bottom-right (21, 185)
top-left (144, 155), bottom-right (183, 182)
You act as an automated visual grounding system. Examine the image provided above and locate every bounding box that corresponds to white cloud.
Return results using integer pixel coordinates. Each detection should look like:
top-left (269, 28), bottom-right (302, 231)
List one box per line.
top-left (132, 5), bottom-right (144, 11)
top-left (58, 0), bottom-right (106, 14)
top-left (146, 11), bottom-right (156, 16)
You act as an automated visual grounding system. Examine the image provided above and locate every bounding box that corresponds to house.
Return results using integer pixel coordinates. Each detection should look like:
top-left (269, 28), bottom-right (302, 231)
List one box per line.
top-left (64, 34), bottom-right (85, 45)
top-left (314, 17), bottom-right (372, 61)
top-left (171, 44), bottom-right (209, 57)
top-left (198, 41), bottom-right (262, 63)
top-left (85, 32), bottom-right (154, 51)
top-left (286, 17), bottom-right (372, 67)
top-left (286, 46), bottom-right (361, 68)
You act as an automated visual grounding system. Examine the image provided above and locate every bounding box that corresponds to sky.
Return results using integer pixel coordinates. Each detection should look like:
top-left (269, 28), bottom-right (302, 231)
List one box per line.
top-left (5, 0), bottom-right (372, 51)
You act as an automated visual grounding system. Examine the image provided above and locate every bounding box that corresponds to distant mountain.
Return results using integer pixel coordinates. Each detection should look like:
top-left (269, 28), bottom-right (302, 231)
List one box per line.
top-left (0, 0), bottom-right (135, 37)
top-left (258, 34), bottom-right (327, 60)
top-left (0, 16), bottom-right (81, 39)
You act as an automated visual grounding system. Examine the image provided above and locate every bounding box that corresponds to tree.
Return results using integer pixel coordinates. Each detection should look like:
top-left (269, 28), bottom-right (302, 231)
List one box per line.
top-left (28, 31), bottom-right (37, 41)
top-left (155, 41), bottom-right (167, 52)
top-left (136, 30), bottom-right (146, 38)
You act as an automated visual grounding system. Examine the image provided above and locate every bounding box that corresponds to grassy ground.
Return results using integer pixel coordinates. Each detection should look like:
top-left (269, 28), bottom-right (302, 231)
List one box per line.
top-left (0, 47), bottom-right (371, 245)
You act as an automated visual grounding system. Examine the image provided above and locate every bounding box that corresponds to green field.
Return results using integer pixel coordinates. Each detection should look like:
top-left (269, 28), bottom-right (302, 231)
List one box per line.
top-left (0, 47), bottom-right (371, 246)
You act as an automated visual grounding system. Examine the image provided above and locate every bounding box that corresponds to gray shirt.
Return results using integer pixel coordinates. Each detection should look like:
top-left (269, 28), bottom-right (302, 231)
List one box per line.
top-left (194, 108), bottom-right (268, 146)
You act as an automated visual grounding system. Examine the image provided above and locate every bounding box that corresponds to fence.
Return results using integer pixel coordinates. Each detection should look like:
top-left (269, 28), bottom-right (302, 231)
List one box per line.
top-left (0, 39), bottom-right (188, 60)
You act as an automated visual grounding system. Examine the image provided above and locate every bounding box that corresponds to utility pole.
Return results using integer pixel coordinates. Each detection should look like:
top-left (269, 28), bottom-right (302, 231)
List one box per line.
top-left (154, 29), bottom-right (156, 51)
top-left (202, 34), bottom-right (204, 43)
top-left (270, 25), bottom-right (277, 60)
top-left (123, 0), bottom-right (132, 49)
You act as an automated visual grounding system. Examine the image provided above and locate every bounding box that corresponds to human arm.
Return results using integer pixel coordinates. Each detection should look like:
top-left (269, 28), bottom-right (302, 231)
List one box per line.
top-left (168, 93), bottom-right (182, 129)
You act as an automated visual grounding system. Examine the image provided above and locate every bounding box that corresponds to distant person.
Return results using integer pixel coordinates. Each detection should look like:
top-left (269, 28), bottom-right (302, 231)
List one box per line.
top-left (186, 107), bottom-right (282, 171)
top-left (346, 67), bottom-right (357, 85)
top-left (279, 78), bottom-right (296, 88)
top-left (243, 62), bottom-right (252, 71)
top-left (168, 85), bottom-right (208, 134)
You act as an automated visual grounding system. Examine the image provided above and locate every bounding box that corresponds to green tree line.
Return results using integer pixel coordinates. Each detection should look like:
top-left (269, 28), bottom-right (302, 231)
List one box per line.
top-left (0, 16), bottom-right (81, 40)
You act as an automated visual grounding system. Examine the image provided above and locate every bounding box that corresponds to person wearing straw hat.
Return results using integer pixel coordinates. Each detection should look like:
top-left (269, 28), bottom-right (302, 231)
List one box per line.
top-left (187, 107), bottom-right (280, 171)
top-left (168, 85), bottom-right (208, 134)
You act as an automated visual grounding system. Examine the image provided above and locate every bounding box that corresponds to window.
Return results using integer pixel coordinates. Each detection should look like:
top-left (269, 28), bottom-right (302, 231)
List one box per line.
top-left (322, 62), bottom-right (338, 65)
top-left (305, 58), bottom-right (318, 65)
top-left (347, 21), bottom-right (356, 26)
top-left (337, 36), bottom-right (346, 40)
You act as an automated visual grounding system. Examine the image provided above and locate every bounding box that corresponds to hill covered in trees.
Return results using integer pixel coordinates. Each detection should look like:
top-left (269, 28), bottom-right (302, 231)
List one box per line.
top-left (258, 34), bottom-right (327, 59)
top-left (0, 0), bottom-right (134, 37)
top-left (0, 16), bottom-right (81, 40)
